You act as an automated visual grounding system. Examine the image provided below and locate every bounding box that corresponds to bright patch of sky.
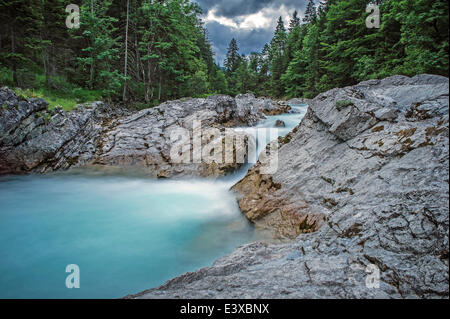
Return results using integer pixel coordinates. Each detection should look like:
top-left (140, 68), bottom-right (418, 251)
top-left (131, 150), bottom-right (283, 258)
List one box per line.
top-left (193, 0), bottom-right (310, 64)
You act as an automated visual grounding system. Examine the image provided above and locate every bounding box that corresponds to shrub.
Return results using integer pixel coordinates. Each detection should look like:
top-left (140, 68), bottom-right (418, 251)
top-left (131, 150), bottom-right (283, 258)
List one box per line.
top-left (335, 99), bottom-right (353, 111)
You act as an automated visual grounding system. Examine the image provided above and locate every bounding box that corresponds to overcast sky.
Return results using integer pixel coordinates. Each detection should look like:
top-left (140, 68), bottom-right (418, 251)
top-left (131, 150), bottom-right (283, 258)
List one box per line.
top-left (193, 0), bottom-right (310, 64)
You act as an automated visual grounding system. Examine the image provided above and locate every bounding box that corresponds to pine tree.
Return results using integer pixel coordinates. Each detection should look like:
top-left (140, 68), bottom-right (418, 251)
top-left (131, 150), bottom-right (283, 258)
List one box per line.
top-left (235, 56), bottom-right (250, 94)
top-left (0, 0), bottom-right (42, 86)
top-left (303, 0), bottom-right (317, 23)
top-left (0, 0), bottom-right (448, 104)
top-left (272, 17), bottom-right (287, 51)
top-left (122, 0), bottom-right (130, 101)
top-left (210, 67), bottom-right (228, 94)
top-left (224, 38), bottom-right (240, 74)
top-left (397, 0), bottom-right (448, 76)
top-left (74, 0), bottom-right (123, 98)
top-left (318, 0), bottom-right (370, 91)
top-left (282, 24), bottom-right (308, 97)
top-left (289, 11), bottom-right (301, 32)
top-left (269, 17), bottom-right (288, 97)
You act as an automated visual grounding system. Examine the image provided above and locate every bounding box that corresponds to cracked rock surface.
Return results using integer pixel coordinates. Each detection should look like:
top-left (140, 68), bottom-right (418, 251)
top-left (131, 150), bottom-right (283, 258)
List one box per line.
top-left (129, 75), bottom-right (449, 299)
top-left (0, 90), bottom-right (280, 177)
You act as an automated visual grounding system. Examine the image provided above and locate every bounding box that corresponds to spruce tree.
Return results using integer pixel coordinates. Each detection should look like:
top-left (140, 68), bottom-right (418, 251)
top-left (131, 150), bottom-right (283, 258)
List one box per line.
top-left (303, 0), bottom-right (317, 23)
top-left (269, 17), bottom-right (288, 97)
top-left (0, 0), bottom-right (448, 103)
top-left (224, 38), bottom-right (240, 74)
top-left (289, 11), bottom-right (301, 32)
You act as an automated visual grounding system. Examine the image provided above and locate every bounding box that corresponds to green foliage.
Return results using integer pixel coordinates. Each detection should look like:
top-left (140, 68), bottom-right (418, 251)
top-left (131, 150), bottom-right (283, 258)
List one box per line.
top-left (282, 0), bottom-right (448, 99)
top-left (12, 85), bottom-right (101, 111)
top-left (289, 11), bottom-right (301, 31)
top-left (269, 17), bottom-right (288, 97)
top-left (0, 0), bottom-right (447, 104)
top-left (185, 70), bottom-right (209, 97)
top-left (210, 69), bottom-right (228, 94)
top-left (0, 67), bottom-right (14, 87)
top-left (303, 0), bottom-right (317, 23)
top-left (335, 99), bottom-right (353, 111)
top-left (0, 0), bottom-right (221, 104)
top-left (73, 0), bottom-right (121, 99)
top-left (224, 39), bottom-right (240, 74)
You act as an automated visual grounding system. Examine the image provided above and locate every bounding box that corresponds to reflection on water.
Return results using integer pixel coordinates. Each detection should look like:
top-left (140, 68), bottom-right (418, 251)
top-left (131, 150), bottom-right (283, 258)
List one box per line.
top-left (0, 104), bottom-right (308, 298)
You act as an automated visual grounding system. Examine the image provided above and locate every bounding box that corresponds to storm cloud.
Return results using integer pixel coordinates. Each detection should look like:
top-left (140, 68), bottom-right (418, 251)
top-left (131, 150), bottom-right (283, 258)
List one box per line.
top-left (196, 0), bottom-right (308, 18)
top-left (194, 0), bottom-right (310, 64)
top-left (205, 21), bottom-right (275, 63)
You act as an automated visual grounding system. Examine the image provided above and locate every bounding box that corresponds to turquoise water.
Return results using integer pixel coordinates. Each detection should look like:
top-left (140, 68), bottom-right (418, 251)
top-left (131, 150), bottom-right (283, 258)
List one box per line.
top-left (257, 104), bottom-right (308, 136)
top-left (0, 104), bottom-right (308, 299)
top-left (0, 176), bottom-right (258, 298)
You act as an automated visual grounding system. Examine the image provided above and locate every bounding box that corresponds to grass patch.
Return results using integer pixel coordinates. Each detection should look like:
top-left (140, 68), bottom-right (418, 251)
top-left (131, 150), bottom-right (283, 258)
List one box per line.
top-left (11, 87), bottom-right (102, 111)
top-left (0, 67), bottom-right (14, 87)
top-left (335, 99), bottom-right (353, 111)
top-left (2, 68), bottom-right (103, 112)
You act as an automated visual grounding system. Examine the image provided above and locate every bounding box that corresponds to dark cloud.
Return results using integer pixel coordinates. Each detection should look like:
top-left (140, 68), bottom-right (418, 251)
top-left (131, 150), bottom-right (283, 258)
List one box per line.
top-left (196, 0), bottom-right (307, 18)
top-left (196, 0), bottom-right (273, 17)
top-left (194, 0), bottom-right (311, 64)
top-left (206, 21), bottom-right (274, 63)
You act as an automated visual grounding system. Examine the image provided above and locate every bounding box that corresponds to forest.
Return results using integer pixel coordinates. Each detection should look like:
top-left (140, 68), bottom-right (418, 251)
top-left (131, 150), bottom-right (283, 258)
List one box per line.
top-left (225, 0), bottom-right (449, 98)
top-left (0, 0), bottom-right (448, 109)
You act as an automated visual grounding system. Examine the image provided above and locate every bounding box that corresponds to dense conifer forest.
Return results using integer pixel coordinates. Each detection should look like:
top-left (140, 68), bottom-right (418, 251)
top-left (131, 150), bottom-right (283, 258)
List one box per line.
top-left (0, 0), bottom-right (448, 109)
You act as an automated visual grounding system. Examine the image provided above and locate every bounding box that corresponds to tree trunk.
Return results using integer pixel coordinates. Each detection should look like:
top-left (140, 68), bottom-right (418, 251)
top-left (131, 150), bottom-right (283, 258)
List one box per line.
top-left (89, 0), bottom-right (95, 89)
top-left (158, 73), bottom-right (162, 101)
top-left (135, 27), bottom-right (143, 83)
top-left (145, 44), bottom-right (154, 103)
top-left (41, 35), bottom-right (50, 87)
top-left (44, 53), bottom-right (50, 87)
top-left (51, 46), bottom-right (57, 76)
top-left (11, 26), bottom-right (18, 86)
top-left (122, 0), bottom-right (129, 102)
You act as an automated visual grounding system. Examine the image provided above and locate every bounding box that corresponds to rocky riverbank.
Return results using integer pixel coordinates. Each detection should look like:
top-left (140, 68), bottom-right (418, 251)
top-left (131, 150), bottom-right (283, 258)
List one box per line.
top-left (0, 91), bottom-right (284, 178)
top-left (1, 74), bottom-right (448, 299)
top-left (127, 74), bottom-right (449, 299)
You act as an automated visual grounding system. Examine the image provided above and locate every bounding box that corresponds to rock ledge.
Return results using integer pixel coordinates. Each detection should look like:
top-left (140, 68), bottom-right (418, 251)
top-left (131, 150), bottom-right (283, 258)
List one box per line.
top-left (129, 74), bottom-right (449, 299)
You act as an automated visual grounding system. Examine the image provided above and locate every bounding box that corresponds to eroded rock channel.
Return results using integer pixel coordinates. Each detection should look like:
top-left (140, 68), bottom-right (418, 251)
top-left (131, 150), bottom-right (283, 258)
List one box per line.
top-left (0, 91), bottom-right (287, 177)
top-left (1, 74), bottom-right (448, 299)
top-left (129, 74), bottom-right (449, 299)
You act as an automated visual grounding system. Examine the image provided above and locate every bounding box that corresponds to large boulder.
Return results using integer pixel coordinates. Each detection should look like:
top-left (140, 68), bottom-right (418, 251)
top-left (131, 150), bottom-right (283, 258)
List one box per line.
top-left (0, 88), bottom-right (126, 174)
top-left (0, 90), bottom-right (280, 177)
top-left (236, 93), bottom-right (291, 117)
top-left (92, 95), bottom-right (260, 178)
top-left (274, 119), bottom-right (286, 127)
top-left (129, 74), bottom-right (449, 299)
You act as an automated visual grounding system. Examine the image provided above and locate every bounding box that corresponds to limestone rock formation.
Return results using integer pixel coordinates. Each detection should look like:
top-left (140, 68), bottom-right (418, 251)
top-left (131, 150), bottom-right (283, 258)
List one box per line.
top-left (0, 90), bottom-right (280, 177)
top-left (236, 93), bottom-right (292, 116)
top-left (281, 98), bottom-right (311, 107)
top-left (129, 74), bottom-right (449, 299)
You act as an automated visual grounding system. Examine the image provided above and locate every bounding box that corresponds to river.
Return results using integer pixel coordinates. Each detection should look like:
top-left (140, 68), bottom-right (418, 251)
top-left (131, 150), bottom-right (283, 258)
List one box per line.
top-left (0, 104), bottom-right (307, 298)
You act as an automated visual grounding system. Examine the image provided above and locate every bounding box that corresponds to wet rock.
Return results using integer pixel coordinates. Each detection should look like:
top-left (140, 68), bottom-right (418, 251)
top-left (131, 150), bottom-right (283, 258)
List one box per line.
top-left (130, 74), bottom-right (449, 299)
top-left (274, 120), bottom-right (286, 127)
top-left (235, 94), bottom-right (291, 116)
top-left (0, 89), bottom-right (284, 177)
top-left (285, 98), bottom-right (311, 105)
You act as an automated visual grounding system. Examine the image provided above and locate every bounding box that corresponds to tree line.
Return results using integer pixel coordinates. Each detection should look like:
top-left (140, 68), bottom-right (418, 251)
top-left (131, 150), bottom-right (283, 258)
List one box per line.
top-left (0, 0), bottom-right (448, 106)
top-left (224, 0), bottom-right (448, 99)
top-left (0, 0), bottom-right (228, 105)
